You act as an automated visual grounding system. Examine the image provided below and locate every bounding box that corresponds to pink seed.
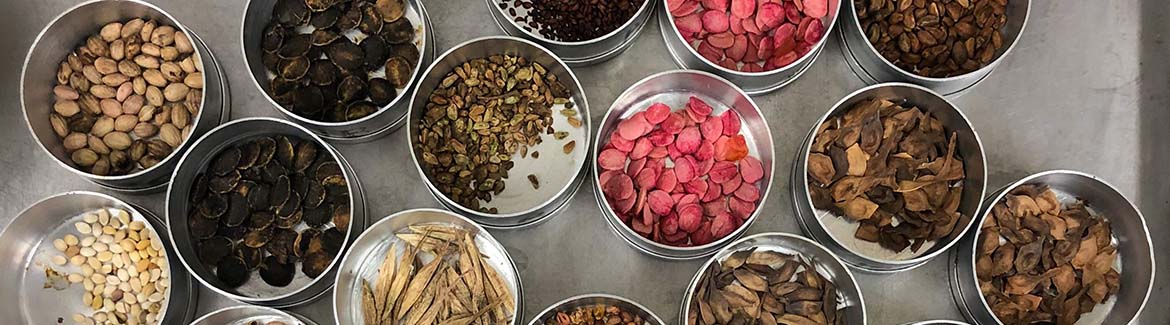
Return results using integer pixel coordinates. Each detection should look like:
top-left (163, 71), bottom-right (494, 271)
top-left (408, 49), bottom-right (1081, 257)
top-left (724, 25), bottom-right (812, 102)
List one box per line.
top-left (697, 158), bottom-right (715, 175)
top-left (774, 23), bottom-right (797, 53)
top-left (697, 41), bottom-right (724, 63)
top-left (729, 196), bottom-right (756, 220)
top-left (720, 110), bottom-right (741, 136)
top-left (702, 179), bottom-right (723, 202)
top-left (678, 204), bottom-right (704, 232)
top-left (711, 212), bottom-right (737, 237)
top-left (642, 200), bottom-right (656, 226)
top-left (743, 40), bottom-right (760, 62)
top-left (626, 157), bottom-right (646, 177)
top-left (614, 195), bottom-right (636, 215)
top-left (671, 193), bottom-right (685, 203)
top-left (671, 0), bottom-right (702, 17)
top-left (726, 34), bottom-right (749, 62)
top-left (742, 16), bottom-right (762, 35)
top-left (674, 12), bottom-right (704, 35)
top-left (661, 213), bottom-right (680, 235)
top-left (700, 118), bottom-right (724, 140)
top-left (663, 229), bottom-right (690, 244)
top-left (646, 157), bottom-right (666, 174)
top-left (796, 17), bottom-right (813, 44)
top-left (688, 96), bottom-right (714, 117)
top-left (679, 193), bottom-right (700, 206)
top-left (674, 156), bottom-right (697, 183)
top-left (661, 112), bottom-right (687, 134)
top-left (647, 190), bottom-right (675, 216)
top-left (701, 0), bottom-right (729, 11)
top-left (784, 3), bottom-right (801, 25)
top-left (709, 161), bottom-right (739, 183)
top-left (599, 170), bottom-right (621, 189)
top-left (722, 172), bottom-right (742, 195)
top-left (668, 0), bottom-right (687, 12)
top-left (756, 36), bottom-right (775, 60)
top-left (734, 183), bottom-right (760, 202)
top-left (755, 2), bottom-right (785, 30)
top-left (648, 146), bottom-right (669, 159)
top-left (719, 57), bottom-right (738, 70)
top-left (803, 0), bottom-right (828, 18)
top-left (707, 31), bottom-right (736, 49)
top-left (729, 16), bottom-right (746, 35)
top-left (740, 156), bottom-right (765, 183)
top-left (631, 217), bottom-right (653, 236)
top-left (644, 103), bottom-right (672, 124)
top-left (656, 169), bottom-right (678, 192)
top-left (637, 166), bottom-right (659, 189)
top-left (730, 0), bottom-right (756, 18)
top-left (703, 199), bottom-right (727, 215)
top-left (647, 130), bottom-right (675, 147)
top-left (769, 50), bottom-right (799, 67)
top-left (701, 11), bottom-right (730, 33)
top-left (796, 40), bottom-right (812, 56)
top-left (695, 140), bottom-right (715, 161)
top-left (603, 173), bottom-right (635, 200)
top-left (609, 130), bottom-right (635, 152)
top-left (629, 137), bottom-right (653, 160)
top-left (668, 143), bottom-right (684, 161)
top-left (617, 112), bottom-right (651, 140)
top-left (676, 126), bottom-right (702, 154)
top-left (685, 178), bottom-right (709, 195)
top-left (598, 148), bottom-right (628, 171)
top-left (634, 187), bottom-right (648, 215)
top-left (803, 18), bottom-right (824, 44)
top-left (691, 221), bottom-right (714, 245)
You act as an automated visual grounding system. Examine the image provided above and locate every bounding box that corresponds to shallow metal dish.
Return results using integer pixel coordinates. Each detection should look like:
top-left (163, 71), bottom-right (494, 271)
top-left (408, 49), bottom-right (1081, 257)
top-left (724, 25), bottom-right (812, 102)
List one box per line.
top-left (240, 0), bottom-right (436, 143)
top-left (679, 232), bottom-right (866, 325)
top-left (0, 191), bottom-right (197, 324)
top-left (792, 82), bottom-right (987, 273)
top-left (190, 305), bottom-right (317, 325)
top-left (839, 0), bottom-right (1031, 96)
top-left (658, 0), bottom-right (844, 94)
top-left (20, 0), bottom-right (228, 192)
top-left (528, 293), bottom-right (666, 325)
top-left (333, 208), bottom-right (524, 325)
top-left (485, 0), bottom-right (656, 66)
top-left (166, 117), bottom-right (368, 307)
top-left (950, 170), bottom-right (1154, 325)
top-left (407, 36), bottom-right (591, 229)
top-left (902, 321), bottom-right (971, 325)
top-left (592, 69), bottom-right (775, 260)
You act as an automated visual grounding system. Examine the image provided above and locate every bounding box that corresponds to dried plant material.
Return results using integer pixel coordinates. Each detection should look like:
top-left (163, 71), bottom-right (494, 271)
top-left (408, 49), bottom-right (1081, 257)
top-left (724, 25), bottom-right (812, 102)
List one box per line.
top-left (976, 186), bottom-right (1121, 325)
top-left (807, 98), bottom-right (967, 253)
top-left (544, 303), bottom-right (647, 325)
top-left (361, 224), bottom-right (514, 324)
top-left (687, 248), bottom-right (843, 325)
top-left (855, 0), bottom-right (1010, 78)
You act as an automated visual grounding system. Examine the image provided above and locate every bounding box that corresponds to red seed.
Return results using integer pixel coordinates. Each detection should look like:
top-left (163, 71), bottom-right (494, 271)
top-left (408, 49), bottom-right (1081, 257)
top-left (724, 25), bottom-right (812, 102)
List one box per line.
top-left (803, 0), bottom-right (828, 18)
top-left (682, 32), bottom-right (696, 44)
top-left (707, 31), bottom-right (736, 49)
top-left (743, 40), bottom-right (760, 63)
top-left (648, 146), bottom-right (669, 159)
top-left (647, 130), bottom-right (675, 147)
top-left (661, 112), bottom-right (687, 134)
top-left (603, 173), bottom-right (635, 200)
top-left (684, 178), bottom-right (709, 195)
top-left (663, 229), bottom-right (690, 244)
top-left (630, 137), bottom-right (653, 160)
top-left (796, 17), bottom-right (812, 44)
top-left (724, 35), bottom-right (748, 63)
top-left (675, 13), bottom-right (703, 35)
top-left (702, 179), bottom-right (723, 202)
top-left (671, 0), bottom-right (702, 17)
top-left (714, 134), bottom-right (749, 161)
top-left (687, 97), bottom-right (714, 117)
top-left (734, 183), bottom-right (760, 202)
top-left (671, 193), bottom-right (685, 203)
top-left (729, 16), bottom-right (746, 35)
top-left (697, 40), bottom-right (724, 63)
top-left (730, 0), bottom-right (756, 18)
top-left (642, 199), bottom-right (656, 226)
top-left (756, 35), bottom-right (775, 60)
top-left (722, 173), bottom-right (742, 195)
top-left (679, 193), bottom-right (700, 206)
top-left (609, 130), bottom-right (635, 152)
top-left (626, 157), bottom-right (646, 177)
top-left (803, 18), bottom-right (824, 44)
top-left (701, 0), bottom-right (729, 11)
top-left (646, 157), bottom-right (666, 174)
top-left (700, 118), bottom-right (724, 140)
top-left (598, 148), bottom-right (628, 170)
top-left (676, 126), bottom-right (702, 154)
top-left (691, 221), bottom-right (714, 245)
top-left (668, 0), bottom-right (687, 12)
top-left (709, 161), bottom-right (738, 183)
top-left (774, 23), bottom-right (797, 53)
top-left (668, 143), bottom-right (683, 161)
top-left (613, 195), bottom-right (636, 215)
top-left (796, 40), bottom-right (812, 56)
top-left (701, 11), bottom-right (730, 33)
top-left (637, 167), bottom-right (659, 189)
top-left (742, 16), bottom-right (762, 35)
top-left (674, 156), bottom-right (697, 183)
top-left (697, 158), bottom-right (715, 175)
top-left (729, 196), bottom-right (756, 220)
top-left (631, 217), bottom-right (653, 236)
top-left (678, 204), bottom-right (703, 232)
top-left (711, 212), bottom-right (737, 237)
top-left (695, 140), bottom-right (715, 161)
top-left (634, 187), bottom-right (648, 215)
top-left (661, 213), bottom-right (680, 235)
top-left (740, 156), bottom-right (764, 183)
top-left (644, 103), bottom-right (671, 124)
top-left (719, 57), bottom-right (738, 70)
top-left (599, 170), bottom-right (621, 188)
top-left (617, 113), bottom-right (650, 140)
top-left (721, 110), bottom-right (741, 136)
top-left (769, 50), bottom-right (799, 67)
top-left (703, 199), bottom-right (727, 215)
top-left (755, 2), bottom-right (785, 30)
top-left (784, 3), bottom-right (801, 25)
top-left (656, 169), bottom-right (678, 192)
top-left (647, 190), bottom-right (675, 216)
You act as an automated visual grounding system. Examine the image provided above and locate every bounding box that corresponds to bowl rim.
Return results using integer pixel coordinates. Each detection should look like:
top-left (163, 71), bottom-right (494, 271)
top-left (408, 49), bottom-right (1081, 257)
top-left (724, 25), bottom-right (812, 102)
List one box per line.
top-left (526, 293), bottom-right (667, 325)
top-left (590, 69), bottom-right (776, 253)
top-left (331, 207), bottom-right (524, 325)
top-left (237, 0), bottom-right (432, 128)
top-left (189, 305), bottom-right (303, 324)
top-left (843, 0), bottom-right (1033, 82)
top-left (20, 0), bottom-right (212, 181)
top-left (963, 169), bottom-right (1155, 325)
top-left (486, 0), bottom-right (657, 46)
top-left (796, 82), bottom-right (988, 267)
top-left (164, 116), bottom-right (361, 303)
top-left (659, 0), bottom-right (844, 76)
top-left (406, 35), bottom-right (592, 220)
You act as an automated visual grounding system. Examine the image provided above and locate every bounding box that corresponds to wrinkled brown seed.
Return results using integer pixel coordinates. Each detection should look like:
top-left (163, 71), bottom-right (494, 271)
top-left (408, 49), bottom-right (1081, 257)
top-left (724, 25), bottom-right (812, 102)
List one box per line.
top-left (687, 248), bottom-right (844, 325)
top-left (856, 0), bottom-right (1010, 77)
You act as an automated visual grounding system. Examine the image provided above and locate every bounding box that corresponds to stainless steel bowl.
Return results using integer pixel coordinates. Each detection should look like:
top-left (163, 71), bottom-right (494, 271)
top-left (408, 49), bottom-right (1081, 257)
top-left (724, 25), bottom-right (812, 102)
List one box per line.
top-left (593, 69), bottom-right (775, 260)
top-left (528, 294), bottom-right (666, 325)
top-left (839, 0), bottom-right (1031, 96)
top-left (679, 232), bottom-right (866, 325)
top-left (165, 117), bottom-right (368, 307)
top-left (903, 321), bottom-right (971, 325)
top-left (407, 36), bottom-right (591, 229)
top-left (949, 170), bottom-right (1155, 325)
top-left (190, 305), bottom-right (317, 325)
top-left (659, 0), bottom-right (844, 94)
top-left (0, 191), bottom-right (198, 324)
top-left (240, 0), bottom-right (436, 143)
top-left (333, 208), bottom-right (524, 325)
top-left (485, 0), bottom-right (656, 66)
top-left (792, 82), bottom-right (987, 273)
top-left (21, 0), bottom-right (228, 193)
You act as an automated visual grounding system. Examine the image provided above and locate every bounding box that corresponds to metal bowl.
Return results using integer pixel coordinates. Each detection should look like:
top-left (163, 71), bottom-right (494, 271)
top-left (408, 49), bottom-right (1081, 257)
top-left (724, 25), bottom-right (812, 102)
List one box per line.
top-left (528, 293), bottom-right (666, 325)
top-left (902, 321), bottom-right (971, 325)
top-left (679, 232), bottom-right (866, 325)
top-left (593, 69), bottom-right (775, 260)
top-left (485, 0), bottom-right (656, 66)
top-left (950, 170), bottom-right (1155, 325)
top-left (20, 0), bottom-right (228, 193)
top-left (792, 82), bottom-right (988, 273)
top-left (240, 0), bottom-right (436, 143)
top-left (0, 191), bottom-right (198, 324)
top-left (332, 208), bottom-right (524, 325)
top-left (190, 305), bottom-right (317, 325)
top-left (839, 0), bottom-right (1031, 96)
top-left (659, 0), bottom-right (844, 94)
top-left (407, 36), bottom-right (591, 229)
top-left (165, 117), bottom-right (368, 307)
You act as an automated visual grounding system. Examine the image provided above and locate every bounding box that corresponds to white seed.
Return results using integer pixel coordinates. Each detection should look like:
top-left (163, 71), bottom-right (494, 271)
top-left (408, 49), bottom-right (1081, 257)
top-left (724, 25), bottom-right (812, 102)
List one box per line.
top-left (70, 255), bottom-right (87, 266)
top-left (53, 239), bottom-right (68, 251)
top-left (82, 213), bottom-right (98, 224)
top-left (80, 247), bottom-right (96, 257)
top-left (97, 209), bottom-right (110, 225)
top-left (81, 236), bottom-right (96, 247)
top-left (75, 222), bottom-right (92, 234)
top-left (64, 234), bottom-right (79, 246)
top-left (92, 242), bottom-right (108, 252)
top-left (52, 255), bottom-right (68, 265)
top-left (68, 273), bottom-right (84, 283)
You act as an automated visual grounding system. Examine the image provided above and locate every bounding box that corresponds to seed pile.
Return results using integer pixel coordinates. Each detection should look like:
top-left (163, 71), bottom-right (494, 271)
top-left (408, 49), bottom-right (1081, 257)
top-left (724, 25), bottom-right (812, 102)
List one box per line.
top-left (856, 0), bottom-right (1010, 77)
top-left (246, 321), bottom-right (291, 325)
top-left (669, 0), bottom-right (830, 72)
top-left (599, 98), bottom-right (765, 247)
top-left (186, 135), bottom-right (350, 288)
top-left (44, 208), bottom-right (170, 325)
top-left (261, 0), bottom-right (421, 122)
top-left (976, 186), bottom-right (1121, 325)
top-left (807, 98), bottom-right (966, 253)
top-left (499, 0), bottom-right (646, 42)
top-left (360, 224), bottom-right (516, 324)
top-left (686, 248), bottom-right (842, 325)
top-left (545, 304), bottom-right (647, 325)
top-left (50, 18), bottom-right (204, 176)
top-left (415, 55), bottom-right (580, 214)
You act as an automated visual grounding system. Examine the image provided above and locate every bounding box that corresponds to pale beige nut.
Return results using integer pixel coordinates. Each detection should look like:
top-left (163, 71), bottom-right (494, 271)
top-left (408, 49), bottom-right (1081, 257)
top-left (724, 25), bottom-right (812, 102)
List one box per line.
top-left (118, 60), bottom-right (142, 77)
top-left (134, 55), bottom-right (160, 69)
top-left (100, 98), bottom-right (122, 117)
top-left (174, 31), bottom-right (193, 54)
top-left (50, 114), bottom-right (69, 138)
top-left (183, 72), bottom-right (203, 89)
top-left (90, 85), bottom-right (117, 99)
top-left (79, 94), bottom-right (102, 115)
top-left (87, 135), bottom-right (110, 155)
top-left (138, 105), bottom-right (156, 122)
top-left (114, 115), bottom-right (138, 132)
top-left (142, 69), bottom-right (166, 87)
top-left (122, 94), bottom-right (145, 114)
top-left (116, 82), bottom-right (134, 101)
top-left (85, 36), bottom-right (108, 57)
top-left (159, 62), bottom-right (183, 82)
top-left (159, 124), bottom-right (181, 148)
top-left (94, 57), bottom-right (118, 75)
top-left (145, 86), bottom-right (164, 107)
top-left (63, 133), bottom-right (88, 151)
top-left (150, 25), bottom-right (175, 46)
top-left (160, 46), bottom-right (179, 61)
top-left (71, 148), bottom-right (99, 166)
top-left (54, 100), bottom-right (80, 117)
top-left (132, 123), bottom-right (158, 138)
top-left (140, 20), bottom-right (156, 42)
top-left (140, 43), bottom-right (161, 57)
top-left (171, 105), bottom-right (190, 129)
top-left (82, 65), bottom-right (102, 84)
top-left (132, 76), bottom-right (147, 95)
top-left (100, 22), bottom-right (122, 42)
top-left (153, 105), bottom-right (171, 125)
top-left (103, 132), bottom-right (132, 150)
top-left (54, 85), bottom-right (80, 100)
top-left (122, 19), bottom-right (144, 38)
top-left (91, 117), bottom-right (115, 137)
top-left (109, 39), bottom-right (125, 61)
top-left (163, 83), bottom-right (189, 102)
top-left (179, 57), bottom-right (196, 73)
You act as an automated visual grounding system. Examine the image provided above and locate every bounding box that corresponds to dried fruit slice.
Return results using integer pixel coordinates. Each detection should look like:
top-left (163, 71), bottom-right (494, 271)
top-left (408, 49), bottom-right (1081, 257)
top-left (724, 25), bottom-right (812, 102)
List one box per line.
top-left (702, 11), bottom-right (731, 33)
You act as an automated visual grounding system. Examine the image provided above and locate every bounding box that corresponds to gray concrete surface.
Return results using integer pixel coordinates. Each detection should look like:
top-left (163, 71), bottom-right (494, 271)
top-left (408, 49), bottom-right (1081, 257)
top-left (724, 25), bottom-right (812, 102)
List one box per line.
top-left (0, 0), bottom-right (1165, 324)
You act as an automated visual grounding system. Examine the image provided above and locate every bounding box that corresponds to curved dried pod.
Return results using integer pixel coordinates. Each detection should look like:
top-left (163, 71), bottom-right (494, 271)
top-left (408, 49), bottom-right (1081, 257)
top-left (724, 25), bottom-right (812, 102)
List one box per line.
top-left (374, 0), bottom-right (405, 22)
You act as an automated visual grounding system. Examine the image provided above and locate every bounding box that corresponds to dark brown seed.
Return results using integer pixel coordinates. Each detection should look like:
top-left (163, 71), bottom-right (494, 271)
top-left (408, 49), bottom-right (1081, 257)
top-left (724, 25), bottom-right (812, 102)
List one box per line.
top-left (278, 34), bottom-right (312, 59)
top-left (197, 236), bottom-right (234, 266)
top-left (215, 256), bottom-right (250, 288)
top-left (389, 43), bottom-right (420, 70)
top-left (336, 5), bottom-right (362, 30)
top-left (361, 35), bottom-right (389, 70)
top-left (527, 174), bottom-right (539, 189)
top-left (188, 211), bottom-right (218, 239)
top-left (345, 101), bottom-right (379, 121)
top-left (337, 75), bottom-right (367, 103)
top-left (301, 251), bottom-right (331, 278)
top-left (380, 18), bottom-right (414, 44)
top-left (384, 56), bottom-right (411, 88)
top-left (308, 59), bottom-right (339, 86)
top-left (358, 5), bottom-right (384, 34)
top-left (326, 38), bottom-right (364, 72)
top-left (259, 255), bottom-right (295, 286)
top-left (374, 0), bottom-right (406, 22)
top-left (238, 141), bottom-right (261, 169)
top-left (331, 203), bottom-right (350, 231)
top-left (275, 136), bottom-right (296, 168)
top-left (309, 7), bottom-right (341, 29)
top-left (367, 78), bottom-right (397, 106)
top-left (249, 211), bottom-right (276, 230)
top-left (273, 0), bottom-right (309, 25)
top-left (212, 147), bottom-right (242, 176)
top-left (278, 56), bottom-right (311, 80)
top-left (243, 227), bottom-right (273, 248)
top-left (261, 23), bottom-right (286, 53)
top-left (209, 170), bottom-right (241, 194)
top-left (310, 29), bottom-right (341, 46)
top-left (267, 228), bottom-right (299, 260)
top-left (198, 193), bottom-right (229, 218)
top-left (303, 204), bottom-right (332, 228)
top-left (236, 246), bottom-right (265, 270)
top-left (224, 192), bottom-right (251, 227)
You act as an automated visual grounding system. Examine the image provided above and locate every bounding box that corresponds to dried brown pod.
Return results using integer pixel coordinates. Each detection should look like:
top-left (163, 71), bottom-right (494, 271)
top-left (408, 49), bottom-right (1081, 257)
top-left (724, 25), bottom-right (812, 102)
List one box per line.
top-left (688, 248), bottom-right (841, 325)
